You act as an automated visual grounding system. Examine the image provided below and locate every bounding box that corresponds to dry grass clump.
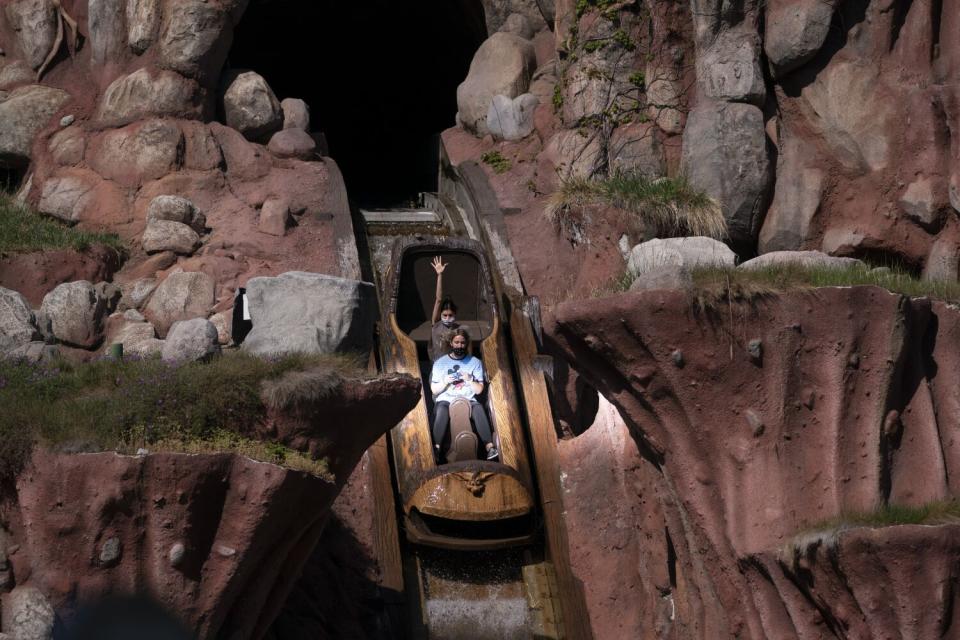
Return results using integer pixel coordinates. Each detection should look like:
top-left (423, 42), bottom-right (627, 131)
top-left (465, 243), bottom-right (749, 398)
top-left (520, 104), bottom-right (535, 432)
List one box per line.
top-left (0, 193), bottom-right (125, 254)
top-left (0, 351), bottom-right (362, 481)
top-left (145, 431), bottom-right (334, 481)
top-left (261, 366), bottom-right (352, 411)
top-left (689, 263), bottom-right (960, 310)
top-left (797, 499), bottom-right (960, 538)
top-left (545, 172), bottom-right (727, 240)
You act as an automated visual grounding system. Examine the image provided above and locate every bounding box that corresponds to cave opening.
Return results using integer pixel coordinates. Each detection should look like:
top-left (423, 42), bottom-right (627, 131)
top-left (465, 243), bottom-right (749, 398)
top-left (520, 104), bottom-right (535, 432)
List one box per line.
top-left (230, 0), bottom-right (487, 209)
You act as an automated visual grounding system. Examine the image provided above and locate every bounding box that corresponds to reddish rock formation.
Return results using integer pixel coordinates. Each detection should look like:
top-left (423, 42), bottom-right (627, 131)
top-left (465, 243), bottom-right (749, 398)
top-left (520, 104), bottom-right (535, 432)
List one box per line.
top-left (0, 375), bottom-right (420, 639)
top-left (0, 245), bottom-right (121, 307)
top-left (548, 286), bottom-right (960, 638)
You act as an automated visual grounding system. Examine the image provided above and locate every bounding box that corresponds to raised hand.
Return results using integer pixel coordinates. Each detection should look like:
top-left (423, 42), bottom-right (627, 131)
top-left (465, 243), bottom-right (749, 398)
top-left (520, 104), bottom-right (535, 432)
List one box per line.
top-left (431, 256), bottom-right (447, 275)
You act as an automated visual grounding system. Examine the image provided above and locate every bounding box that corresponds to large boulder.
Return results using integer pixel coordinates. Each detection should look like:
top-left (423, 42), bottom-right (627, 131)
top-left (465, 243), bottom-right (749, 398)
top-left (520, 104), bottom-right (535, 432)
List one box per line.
top-left (242, 272), bottom-right (376, 356)
top-left (108, 318), bottom-right (163, 357)
top-left (146, 195), bottom-right (205, 234)
top-left (765, 0), bottom-right (836, 77)
top-left (89, 119), bottom-right (184, 186)
top-left (456, 32), bottom-right (536, 136)
top-left (6, 341), bottom-right (60, 363)
top-left (739, 251), bottom-right (864, 270)
top-left (899, 176), bottom-right (950, 231)
top-left (97, 68), bottom-right (203, 127)
top-left (127, 0), bottom-right (162, 53)
top-left (89, 0), bottom-right (126, 67)
top-left (800, 60), bottom-right (893, 173)
top-left (697, 26), bottom-right (765, 105)
top-left (157, 0), bottom-right (231, 80)
top-left (0, 85), bottom-right (71, 166)
top-left (162, 317), bottom-right (219, 362)
top-left (36, 170), bottom-right (97, 223)
top-left (645, 63), bottom-right (684, 134)
top-left (258, 197), bottom-right (290, 237)
top-left (758, 134), bottom-right (823, 253)
top-left (487, 93), bottom-right (538, 141)
top-left (141, 220), bottom-right (201, 255)
top-left (543, 129), bottom-right (603, 180)
top-left (221, 70), bottom-right (283, 141)
top-left (39, 281), bottom-right (109, 348)
top-left (48, 126), bottom-right (86, 166)
top-left (923, 236), bottom-right (960, 282)
top-left (608, 122), bottom-right (665, 177)
top-left (481, 0), bottom-right (548, 34)
top-left (0, 286), bottom-right (39, 355)
top-left (499, 12), bottom-right (534, 39)
top-left (1, 586), bottom-right (55, 640)
top-left (4, 0), bottom-right (57, 69)
top-left (627, 237), bottom-right (737, 276)
top-left (144, 271), bottom-right (215, 337)
top-left (266, 128), bottom-right (316, 159)
top-left (681, 100), bottom-right (772, 251)
top-left (561, 13), bottom-right (641, 126)
top-left (280, 98), bottom-right (310, 132)
top-left (0, 60), bottom-right (35, 90)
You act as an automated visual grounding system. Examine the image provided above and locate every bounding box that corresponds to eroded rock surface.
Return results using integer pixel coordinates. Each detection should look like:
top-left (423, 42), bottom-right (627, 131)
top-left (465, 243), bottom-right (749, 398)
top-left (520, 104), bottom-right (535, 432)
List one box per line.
top-left (548, 287), bottom-right (960, 638)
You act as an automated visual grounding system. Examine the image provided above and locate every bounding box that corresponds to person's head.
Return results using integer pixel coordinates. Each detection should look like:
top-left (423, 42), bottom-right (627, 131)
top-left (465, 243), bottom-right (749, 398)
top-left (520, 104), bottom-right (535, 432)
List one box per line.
top-left (446, 327), bottom-right (470, 359)
top-left (440, 298), bottom-right (458, 326)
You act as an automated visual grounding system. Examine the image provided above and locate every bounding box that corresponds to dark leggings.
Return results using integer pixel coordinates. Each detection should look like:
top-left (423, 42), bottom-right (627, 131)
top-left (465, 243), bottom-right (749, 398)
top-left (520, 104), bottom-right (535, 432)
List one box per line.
top-left (432, 401), bottom-right (493, 447)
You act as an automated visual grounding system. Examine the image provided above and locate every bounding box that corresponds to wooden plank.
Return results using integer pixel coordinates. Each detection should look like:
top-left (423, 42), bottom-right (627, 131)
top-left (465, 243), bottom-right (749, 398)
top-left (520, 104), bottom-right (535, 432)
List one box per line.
top-left (481, 314), bottom-right (533, 489)
top-left (510, 301), bottom-right (594, 640)
top-left (368, 434), bottom-right (404, 593)
top-left (385, 314), bottom-right (435, 506)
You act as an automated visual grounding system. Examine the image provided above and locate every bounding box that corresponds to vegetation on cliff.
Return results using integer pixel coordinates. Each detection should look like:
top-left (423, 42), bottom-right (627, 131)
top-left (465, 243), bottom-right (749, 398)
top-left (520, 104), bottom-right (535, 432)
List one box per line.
top-left (0, 352), bottom-right (364, 482)
top-left (690, 263), bottom-right (960, 306)
top-left (546, 173), bottom-right (727, 239)
top-left (0, 194), bottom-right (125, 255)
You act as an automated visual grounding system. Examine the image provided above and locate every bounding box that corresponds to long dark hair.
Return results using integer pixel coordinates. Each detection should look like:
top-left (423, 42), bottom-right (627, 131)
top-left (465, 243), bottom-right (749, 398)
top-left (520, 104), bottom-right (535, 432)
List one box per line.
top-left (440, 297), bottom-right (457, 313)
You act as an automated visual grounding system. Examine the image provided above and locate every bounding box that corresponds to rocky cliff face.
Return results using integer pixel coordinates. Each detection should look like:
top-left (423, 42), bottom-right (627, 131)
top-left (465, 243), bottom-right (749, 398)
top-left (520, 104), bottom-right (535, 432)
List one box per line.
top-left (547, 287), bottom-right (960, 638)
top-left (0, 374), bottom-right (419, 639)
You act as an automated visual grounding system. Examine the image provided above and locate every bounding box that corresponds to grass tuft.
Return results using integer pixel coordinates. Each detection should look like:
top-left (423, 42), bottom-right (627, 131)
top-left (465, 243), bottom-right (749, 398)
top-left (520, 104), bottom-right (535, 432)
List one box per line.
top-left (0, 351), bottom-right (364, 481)
top-left (545, 172), bottom-right (727, 240)
top-left (689, 263), bottom-right (960, 309)
top-left (0, 193), bottom-right (125, 255)
top-left (800, 499), bottom-right (960, 536)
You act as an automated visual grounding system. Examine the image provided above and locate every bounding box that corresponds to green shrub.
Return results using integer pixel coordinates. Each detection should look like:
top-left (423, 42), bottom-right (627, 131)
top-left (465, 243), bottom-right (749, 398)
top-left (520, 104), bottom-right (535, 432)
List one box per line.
top-left (546, 172), bottom-right (727, 239)
top-left (481, 150), bottom-right (512, 175)
top-left (0, 193), bottom-right (125, 255)
top-left (0, 351), bottom-right (363, 481)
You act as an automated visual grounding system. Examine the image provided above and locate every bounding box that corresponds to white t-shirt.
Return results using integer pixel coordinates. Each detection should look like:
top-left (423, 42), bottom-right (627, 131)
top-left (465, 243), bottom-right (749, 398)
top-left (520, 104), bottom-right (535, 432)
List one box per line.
top-left (431, 354), bottom-right (485, 404)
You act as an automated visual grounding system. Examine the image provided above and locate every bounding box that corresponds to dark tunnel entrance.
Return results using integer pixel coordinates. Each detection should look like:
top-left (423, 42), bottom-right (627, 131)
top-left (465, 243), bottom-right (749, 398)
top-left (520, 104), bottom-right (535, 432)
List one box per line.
top-left (230, 0), bottom-right (487, 208)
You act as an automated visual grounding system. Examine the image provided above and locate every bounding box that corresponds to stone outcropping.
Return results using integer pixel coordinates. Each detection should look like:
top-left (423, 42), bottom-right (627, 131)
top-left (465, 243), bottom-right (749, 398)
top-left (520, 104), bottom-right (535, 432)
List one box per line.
top-left (1, 374), bottom-right (420, 640)
top-left (456, 32), bottom-right (536, 136)
top-left (242, 272), bottom-right (376, 357)
top-left (548, 286), bottom-right (960, 638)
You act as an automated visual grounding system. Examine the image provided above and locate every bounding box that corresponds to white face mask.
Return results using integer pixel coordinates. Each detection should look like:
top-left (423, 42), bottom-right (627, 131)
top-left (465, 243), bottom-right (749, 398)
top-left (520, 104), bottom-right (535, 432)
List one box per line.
top-left (441, 316), bottom-right (456, 326)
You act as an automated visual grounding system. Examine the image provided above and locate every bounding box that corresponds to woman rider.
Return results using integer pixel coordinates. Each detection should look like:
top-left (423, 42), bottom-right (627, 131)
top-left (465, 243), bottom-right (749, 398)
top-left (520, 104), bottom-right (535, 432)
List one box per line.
top-left (429, 327), bottom-right (499, 461)
top-left (429, 256), bottom-right (459, 361)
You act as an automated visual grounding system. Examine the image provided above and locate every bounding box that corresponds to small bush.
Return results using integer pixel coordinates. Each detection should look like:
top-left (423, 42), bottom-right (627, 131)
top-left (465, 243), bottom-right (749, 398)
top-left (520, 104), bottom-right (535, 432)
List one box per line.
top-left (481, 151), bottom-right (512, 175)
top-left (0, 351), bottom-right (364, 481)
top-left (546, 172), bottom-right (727, 239)
top-left (0, 193), bottom-right (125, 255)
